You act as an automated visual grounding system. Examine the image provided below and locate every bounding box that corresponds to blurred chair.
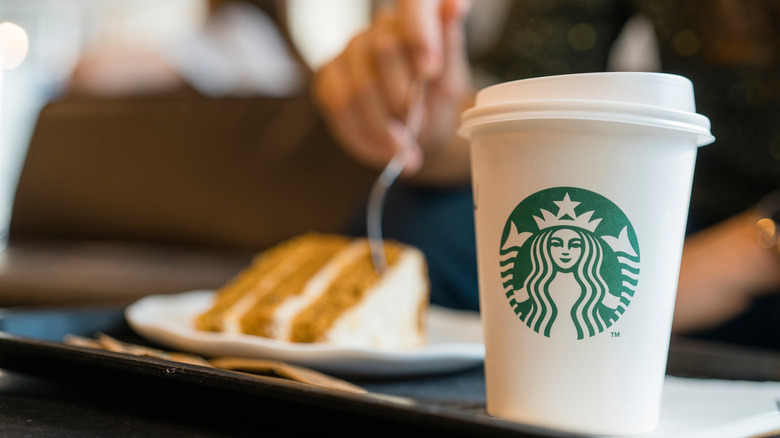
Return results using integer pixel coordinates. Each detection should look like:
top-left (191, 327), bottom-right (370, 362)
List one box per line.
top-left (0, 95), bottom-right (375, 307)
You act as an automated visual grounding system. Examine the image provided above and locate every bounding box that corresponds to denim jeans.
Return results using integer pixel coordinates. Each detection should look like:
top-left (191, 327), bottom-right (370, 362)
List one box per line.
top-left (347, 183), bottom-right (479, 311)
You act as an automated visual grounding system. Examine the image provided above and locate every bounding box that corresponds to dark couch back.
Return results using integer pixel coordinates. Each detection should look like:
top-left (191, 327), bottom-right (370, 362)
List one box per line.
top-left (9, 96), bottom-right (375, 250)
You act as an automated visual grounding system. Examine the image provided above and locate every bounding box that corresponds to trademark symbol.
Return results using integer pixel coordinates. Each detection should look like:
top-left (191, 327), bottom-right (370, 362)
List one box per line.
top-left (611, 332), bottom-right (621, 338)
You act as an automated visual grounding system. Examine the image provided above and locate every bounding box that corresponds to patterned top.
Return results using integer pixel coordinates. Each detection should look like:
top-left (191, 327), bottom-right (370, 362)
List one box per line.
top-left (469, 0), bottom-right (780, 232)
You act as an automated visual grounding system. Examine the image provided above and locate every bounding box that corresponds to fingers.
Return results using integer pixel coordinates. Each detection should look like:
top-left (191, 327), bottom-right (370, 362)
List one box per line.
top-left (315, 50), bottom-right (397, 170)
top-left (314, 9), bottom-right (421, 171)
top-left (371, 9), bottom-right (412, 118)
top-left (314, 31), bottom-right (403, 170)
top-left (398, 0), bottom-right (470, 78)
top-left (344, 31), bottom-right (390, 144)
top-left (313, 0), bottom-right (472, 175)
top-left (399, 0), bottom-right (444, 78)
top-left (438, 0), bottom-right (472, 93)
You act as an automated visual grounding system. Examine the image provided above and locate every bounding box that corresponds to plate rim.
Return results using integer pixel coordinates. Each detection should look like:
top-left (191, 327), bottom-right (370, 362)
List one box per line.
top-left (125, 290), bottom-right (485, 377)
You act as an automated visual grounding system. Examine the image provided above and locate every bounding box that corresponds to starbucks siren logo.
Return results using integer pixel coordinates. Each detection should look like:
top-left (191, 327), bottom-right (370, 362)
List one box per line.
top-left (500, 187), bottom-right (640, 340)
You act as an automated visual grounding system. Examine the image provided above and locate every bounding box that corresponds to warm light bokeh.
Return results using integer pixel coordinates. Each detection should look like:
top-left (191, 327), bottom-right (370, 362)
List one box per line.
top-left (0, 22), bottom-right (29, 70)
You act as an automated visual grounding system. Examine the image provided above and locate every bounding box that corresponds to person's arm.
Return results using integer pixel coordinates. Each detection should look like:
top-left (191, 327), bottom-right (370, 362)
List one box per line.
top-left (313, 0), bottom-right (474, 186)
top-left (672, 210), bottom-right (780, 333)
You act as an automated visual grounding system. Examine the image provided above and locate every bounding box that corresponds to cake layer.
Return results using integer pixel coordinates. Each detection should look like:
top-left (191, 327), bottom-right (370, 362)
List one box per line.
top-left (194, 233), bottom-right (429, 348)
top-left (288, 242), bottom-right (401, 343)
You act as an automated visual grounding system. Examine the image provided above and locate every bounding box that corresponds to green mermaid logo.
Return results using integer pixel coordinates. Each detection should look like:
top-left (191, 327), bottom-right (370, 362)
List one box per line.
top-left (500, 187), bottom-right (640, 340)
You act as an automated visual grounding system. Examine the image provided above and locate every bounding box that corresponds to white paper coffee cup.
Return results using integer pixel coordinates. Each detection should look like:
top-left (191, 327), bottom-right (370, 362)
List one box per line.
top-left (458, 72), bottom-right (714, 435)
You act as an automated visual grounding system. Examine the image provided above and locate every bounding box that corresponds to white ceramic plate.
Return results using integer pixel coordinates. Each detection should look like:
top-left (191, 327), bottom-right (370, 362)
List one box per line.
top-left (125, 290), bottom-right (485, 378)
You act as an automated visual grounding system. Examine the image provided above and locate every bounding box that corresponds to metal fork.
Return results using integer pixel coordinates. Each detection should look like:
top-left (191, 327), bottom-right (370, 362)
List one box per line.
top-left (367, 78), bottom-right (426, 273)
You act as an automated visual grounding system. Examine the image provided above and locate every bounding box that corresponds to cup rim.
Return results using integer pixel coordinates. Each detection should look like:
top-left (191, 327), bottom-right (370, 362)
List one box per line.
top-left (459, 98), bottom-right (715, 146)
top-left (460, 72), bottom-right (714, 146)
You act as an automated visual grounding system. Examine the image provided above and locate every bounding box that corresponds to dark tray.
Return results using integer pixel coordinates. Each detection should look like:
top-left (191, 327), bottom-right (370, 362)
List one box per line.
top-left (0, 307), bottom-right (556, 437)
top-left (1, 306), bottom-right (779, 437)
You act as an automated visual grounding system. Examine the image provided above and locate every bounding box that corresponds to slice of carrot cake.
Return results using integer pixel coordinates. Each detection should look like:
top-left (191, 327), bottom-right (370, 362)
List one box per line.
top-left (194, 233), bottom-right (429, 348)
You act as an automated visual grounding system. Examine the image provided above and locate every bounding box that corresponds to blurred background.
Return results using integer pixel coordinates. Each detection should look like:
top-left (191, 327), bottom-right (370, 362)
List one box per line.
top-left (0, 0), bottom-right (371, 248)
top-left (0, 0), bottom-right (382, 306)
top-left (0, 0), bottom-right (661, 307)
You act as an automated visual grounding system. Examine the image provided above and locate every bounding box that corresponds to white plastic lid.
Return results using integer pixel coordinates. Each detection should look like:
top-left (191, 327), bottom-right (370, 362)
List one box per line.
top-left (459, 72), bottom-right (714, 146)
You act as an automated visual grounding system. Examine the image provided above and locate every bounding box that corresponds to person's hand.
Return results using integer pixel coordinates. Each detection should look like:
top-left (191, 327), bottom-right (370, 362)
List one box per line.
top-left (672, 211), bottom-right (780, 333)
top-left (313, 0), bottom-right (473, 180)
